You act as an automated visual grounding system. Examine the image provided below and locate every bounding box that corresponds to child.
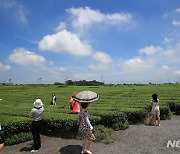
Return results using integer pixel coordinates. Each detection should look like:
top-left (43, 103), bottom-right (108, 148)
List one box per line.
top-left (150, 94), bottom-right (160, 126)
top-left (0, 124), bottom-right (4, 152)
top-left (78, 103), bottom-right (95, 154)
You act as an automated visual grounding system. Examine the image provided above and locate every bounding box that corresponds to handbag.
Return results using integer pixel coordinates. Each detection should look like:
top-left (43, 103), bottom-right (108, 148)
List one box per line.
top-left (149, 116), bottom-right (155, 126)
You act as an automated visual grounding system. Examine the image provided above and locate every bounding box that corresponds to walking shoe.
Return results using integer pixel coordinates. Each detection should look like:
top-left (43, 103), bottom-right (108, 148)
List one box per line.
top-left (81, 149), bottom-right (86, 154)
top-left (85, 150), bottom-right (92, 154)
top-left (31, 149), bottom-right (38, 153)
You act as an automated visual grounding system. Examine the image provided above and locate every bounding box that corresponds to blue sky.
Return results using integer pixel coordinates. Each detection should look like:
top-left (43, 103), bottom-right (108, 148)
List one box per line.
top-left (0, 0), bottom-right (180, 84)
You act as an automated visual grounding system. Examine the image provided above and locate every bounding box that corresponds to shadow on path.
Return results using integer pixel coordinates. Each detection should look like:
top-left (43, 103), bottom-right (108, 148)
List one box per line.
top-left (59, 145), bottom-right (82, 154)
top-left (19, 143), bottom-right (33, 152)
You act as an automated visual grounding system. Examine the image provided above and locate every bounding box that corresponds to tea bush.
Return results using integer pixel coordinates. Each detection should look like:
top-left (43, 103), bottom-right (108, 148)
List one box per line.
top-left (5, 132), bottom-right (32, 146)
top-left (160, 106), bottom-right (172, 120)
top-left (120, 108), bottom-right (149, 124)
top-left (0, 84), bottom-right (180, 145)
top-left (168, 102), bottom-right (180, 115)
top-left (90, 110), bottom-right (129, 130)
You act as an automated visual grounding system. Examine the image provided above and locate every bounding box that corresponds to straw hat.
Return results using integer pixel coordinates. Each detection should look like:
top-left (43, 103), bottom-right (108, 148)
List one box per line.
top-left (34, 99), bottom-right (43, 108)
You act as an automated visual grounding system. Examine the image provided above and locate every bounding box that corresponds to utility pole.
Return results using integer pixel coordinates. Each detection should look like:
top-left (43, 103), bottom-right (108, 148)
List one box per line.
top-left (101, 75), bottom-right (103, 83)
top-left (37, 77), bottom-right (42, 84)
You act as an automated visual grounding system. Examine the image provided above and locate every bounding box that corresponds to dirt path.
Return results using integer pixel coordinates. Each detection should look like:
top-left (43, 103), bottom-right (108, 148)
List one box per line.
top-left (1, 115), bottom-right (180, 154)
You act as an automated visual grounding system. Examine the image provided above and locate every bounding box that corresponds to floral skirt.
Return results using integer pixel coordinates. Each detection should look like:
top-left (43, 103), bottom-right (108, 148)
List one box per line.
top-left (78, 125), bottom-right (95, 141)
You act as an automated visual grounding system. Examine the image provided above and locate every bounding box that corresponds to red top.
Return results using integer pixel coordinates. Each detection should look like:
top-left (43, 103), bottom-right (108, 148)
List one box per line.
top-left (70, 97), bottom-right (80, 113)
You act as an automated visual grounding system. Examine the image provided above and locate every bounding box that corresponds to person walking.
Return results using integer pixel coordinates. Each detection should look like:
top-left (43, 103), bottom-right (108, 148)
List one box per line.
top-left (29, 99), bottom-right (44, 153)
top-left (150, 94), bottom-right (160, 126)
top-left (78, 103), bottom-right (95, 154)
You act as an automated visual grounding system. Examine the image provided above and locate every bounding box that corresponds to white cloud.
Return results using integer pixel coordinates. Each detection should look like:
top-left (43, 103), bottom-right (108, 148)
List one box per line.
top-left (39, 30), bottom-right (93, 56)
top-left (39, 27), bottom-right (113, 71)
top-left (163, 37), bottom-right (172, 44)
top-left (123, 58), bottom-right (153, 73)
top-left (0, 0), bottom-right (15, 8)
top-left (161, 65), bottom-right (171, 71)
top-left (163, 49), bottom-right (175, 57)
top-left (54, 22), bottom-right (67, 32)
top-left (9, 48), bottom-right (45, 66)
top-left (15, 5), bottom-right (27, 24)
top-left (8, 48), bottom-right (66, 82)
top-left (41, 65), bottom-right (66, 76)
top-left (0, 0), bottom-right (28, 24)
top-left (161, 43), bottom-right (180, 63)
top-left (92, 51), bottom-right (112, 64)
top-left (66, 7), bottom-right (133, 31)
top-left (89, 51), bottom-right (112, 71)
top-left (0, 62), bottom-right (11, 72)
top-left (139, 45), bottom-right (163, 55)
top-left (175, 8), bottom-right (180, 13)
top-left (89, 63), bottom-right (111, 71)
top-left (172, 20), bottom-right (180, 26)
top-left (164, 8), bottom-right (180, 18)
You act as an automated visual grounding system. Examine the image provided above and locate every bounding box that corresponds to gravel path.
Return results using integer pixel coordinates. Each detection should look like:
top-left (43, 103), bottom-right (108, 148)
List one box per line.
top-left (1, 115), bottom-right (180, 154)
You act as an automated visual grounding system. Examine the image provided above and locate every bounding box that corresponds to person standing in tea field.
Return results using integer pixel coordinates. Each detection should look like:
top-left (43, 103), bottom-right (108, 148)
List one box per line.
top-left (69, 92), bottom-right (80, 114)
top-left (0, 124), bottom-right (4, 152)
top-left (51, 93), bottom-right (57, 105)
top-left (74, 90), bottom-right (99, 154)
top-left (77, 103), bottom-right (95, 154)
top-left (150, 94), bottom-right (160, 126)
top-left (29, 99), bottom-right (44, 153)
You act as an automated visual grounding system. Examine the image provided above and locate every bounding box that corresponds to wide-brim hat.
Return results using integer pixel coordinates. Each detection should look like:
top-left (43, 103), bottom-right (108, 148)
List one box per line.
top-left (34, 99), bottom-right (43, 108)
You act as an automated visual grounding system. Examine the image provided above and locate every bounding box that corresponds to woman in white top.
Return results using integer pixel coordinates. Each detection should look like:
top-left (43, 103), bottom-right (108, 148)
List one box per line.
top-left (151, 94), bottom-right (160, 126)
top-left (30, 99), bottom-right (44, 153)
top-left (51, 93), bottom-right (56, 105)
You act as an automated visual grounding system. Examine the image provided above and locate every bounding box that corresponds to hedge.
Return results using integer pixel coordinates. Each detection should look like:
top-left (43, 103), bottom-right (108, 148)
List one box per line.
top-left (0, 104), bottom-right (173, 145)
top-left (42, 112), bottom-right (101, 137)
top-left (5, 132), bottom-right (32, 146)
top-left (168, 102), bottom-right (180, 115)
top-left (0, 115), bottom-right (31, 138)
top-left (120, 108), bottom-right (149, 124)
top-left (145, 105), bottom-right (172, 120)
top-left (90, 110), bottom-right (129, 130)
top-left (160, 106), bottom-right (171, 120)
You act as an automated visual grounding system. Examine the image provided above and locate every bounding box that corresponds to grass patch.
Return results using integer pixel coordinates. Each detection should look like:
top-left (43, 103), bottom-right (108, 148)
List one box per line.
top-left (94, 125), bottom-right (113, 144)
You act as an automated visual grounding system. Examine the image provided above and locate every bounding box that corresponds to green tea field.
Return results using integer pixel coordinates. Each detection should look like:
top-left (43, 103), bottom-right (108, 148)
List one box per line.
top-left (0, 84), bottom-right (180, 145)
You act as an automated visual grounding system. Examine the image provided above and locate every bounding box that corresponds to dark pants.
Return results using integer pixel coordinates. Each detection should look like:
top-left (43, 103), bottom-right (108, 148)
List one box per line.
top-left (0, 130), bottom-right (4, 144)
top-left (32, 121), bottom-right (42, 150)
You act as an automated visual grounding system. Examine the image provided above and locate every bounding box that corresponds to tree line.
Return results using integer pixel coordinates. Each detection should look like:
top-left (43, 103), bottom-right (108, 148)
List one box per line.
top-left (54, 80), bottom-right (104, 86)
